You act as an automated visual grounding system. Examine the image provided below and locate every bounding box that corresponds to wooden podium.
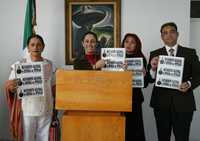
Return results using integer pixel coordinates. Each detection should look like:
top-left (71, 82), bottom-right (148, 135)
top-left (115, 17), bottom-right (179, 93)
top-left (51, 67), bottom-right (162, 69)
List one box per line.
top-left (56, 69), bottom-right (132, 141)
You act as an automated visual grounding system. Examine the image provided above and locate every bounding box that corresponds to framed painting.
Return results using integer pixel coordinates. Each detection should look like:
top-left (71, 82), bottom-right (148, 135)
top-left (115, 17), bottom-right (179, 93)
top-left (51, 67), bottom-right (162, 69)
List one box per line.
top-left (65, 0), bottom-right (121, 64)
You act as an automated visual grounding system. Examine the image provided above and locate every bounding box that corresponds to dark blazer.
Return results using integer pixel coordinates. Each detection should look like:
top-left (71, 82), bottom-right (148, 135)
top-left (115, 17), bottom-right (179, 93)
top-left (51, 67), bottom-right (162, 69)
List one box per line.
top-left (74, 55), bottom-right (100, 70)
top-left (148, 45), bottom-right (200, 112)
top-left (126, 54), bottom-right (148, 106)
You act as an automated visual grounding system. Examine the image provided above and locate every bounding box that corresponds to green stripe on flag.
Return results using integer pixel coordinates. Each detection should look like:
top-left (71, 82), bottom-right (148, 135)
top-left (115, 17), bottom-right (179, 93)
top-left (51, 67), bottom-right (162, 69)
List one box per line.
top-left (23, 0), bottom-right (36, 50)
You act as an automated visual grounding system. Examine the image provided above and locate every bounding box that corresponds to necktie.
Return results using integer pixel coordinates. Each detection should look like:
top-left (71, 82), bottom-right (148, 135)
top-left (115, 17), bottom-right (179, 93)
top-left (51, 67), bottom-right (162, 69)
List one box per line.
top-left (169, 48), bottom-right (174, 56)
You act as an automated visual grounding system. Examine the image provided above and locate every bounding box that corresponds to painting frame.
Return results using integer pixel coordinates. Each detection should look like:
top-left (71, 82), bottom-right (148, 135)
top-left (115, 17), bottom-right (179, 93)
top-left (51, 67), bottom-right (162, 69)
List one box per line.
top-left (65, 0), bottom-right (121, 64)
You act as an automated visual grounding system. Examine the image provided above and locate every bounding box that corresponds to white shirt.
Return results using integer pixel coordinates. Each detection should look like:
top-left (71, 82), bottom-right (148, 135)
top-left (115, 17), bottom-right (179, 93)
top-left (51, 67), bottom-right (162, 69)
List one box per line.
top-left (9, 57), bottom-right (56, 116)
top-left (165, 44), bottom-right (178, 56)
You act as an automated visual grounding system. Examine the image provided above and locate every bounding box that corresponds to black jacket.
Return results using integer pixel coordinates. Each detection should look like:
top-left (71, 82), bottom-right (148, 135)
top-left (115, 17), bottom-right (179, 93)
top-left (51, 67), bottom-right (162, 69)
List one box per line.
top-left (148, 45), bottom-right (200, 112)
top-left (126, 54), bottom-right (148, 106)
top-left (74, 55), bottom-right (100, 70)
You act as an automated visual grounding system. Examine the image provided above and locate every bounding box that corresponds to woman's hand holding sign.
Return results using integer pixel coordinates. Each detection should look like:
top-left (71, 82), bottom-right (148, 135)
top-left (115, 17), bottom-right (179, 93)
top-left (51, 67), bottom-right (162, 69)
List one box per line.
top-left (150, 56), bottom-right (159, 71)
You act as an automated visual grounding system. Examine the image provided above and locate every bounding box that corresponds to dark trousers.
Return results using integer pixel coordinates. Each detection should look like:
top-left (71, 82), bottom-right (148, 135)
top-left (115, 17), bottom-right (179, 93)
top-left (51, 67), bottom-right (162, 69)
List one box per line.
top-left (154, 109), bottom-right (193, 141)
top-left (125, 103), bottom-right (145, 141)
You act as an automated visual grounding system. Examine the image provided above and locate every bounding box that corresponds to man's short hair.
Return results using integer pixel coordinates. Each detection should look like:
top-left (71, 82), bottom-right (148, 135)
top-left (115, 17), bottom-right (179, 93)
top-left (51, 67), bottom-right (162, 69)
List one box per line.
top-left (160, 22), bottom-right (178, 33)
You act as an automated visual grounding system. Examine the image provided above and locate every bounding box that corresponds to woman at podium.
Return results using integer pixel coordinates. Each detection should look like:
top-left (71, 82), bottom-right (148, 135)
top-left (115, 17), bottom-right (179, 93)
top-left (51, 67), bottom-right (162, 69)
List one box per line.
top-left (74, 31), bottom-right (105, 70)
top-left (121, 33), bottom-right (148, 141)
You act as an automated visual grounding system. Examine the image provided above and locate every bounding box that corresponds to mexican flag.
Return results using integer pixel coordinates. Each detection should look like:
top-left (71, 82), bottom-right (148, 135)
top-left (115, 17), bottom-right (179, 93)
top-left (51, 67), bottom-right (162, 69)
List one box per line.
top-left (23, 0), bottom-right (36, 53)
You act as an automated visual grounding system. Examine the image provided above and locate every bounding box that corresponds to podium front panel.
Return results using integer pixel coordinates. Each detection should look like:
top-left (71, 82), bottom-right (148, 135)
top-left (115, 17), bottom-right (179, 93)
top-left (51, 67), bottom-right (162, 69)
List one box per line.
top-left (56, 69), bottom-right (132, 112)
top-left (62, 112), bottom-right (125, 141)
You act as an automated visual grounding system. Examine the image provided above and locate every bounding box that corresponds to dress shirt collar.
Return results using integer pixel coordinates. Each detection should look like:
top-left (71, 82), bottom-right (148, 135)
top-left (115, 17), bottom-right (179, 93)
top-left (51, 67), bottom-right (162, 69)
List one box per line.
top-left (165, 44), bottom-right (178, 56)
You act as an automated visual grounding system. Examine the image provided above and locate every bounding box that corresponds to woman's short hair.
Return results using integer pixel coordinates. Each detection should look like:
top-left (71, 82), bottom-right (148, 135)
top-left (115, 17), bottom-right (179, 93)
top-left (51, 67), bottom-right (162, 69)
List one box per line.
top-left (81, 31), bottom-right (98, 42)
top-left (27, 34), bottom-right (45, 47)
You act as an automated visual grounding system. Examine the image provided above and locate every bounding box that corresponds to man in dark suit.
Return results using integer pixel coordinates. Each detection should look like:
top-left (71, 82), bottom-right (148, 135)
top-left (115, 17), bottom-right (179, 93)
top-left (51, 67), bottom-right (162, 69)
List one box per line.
top-left (148, 22), bottom-right (200, 141)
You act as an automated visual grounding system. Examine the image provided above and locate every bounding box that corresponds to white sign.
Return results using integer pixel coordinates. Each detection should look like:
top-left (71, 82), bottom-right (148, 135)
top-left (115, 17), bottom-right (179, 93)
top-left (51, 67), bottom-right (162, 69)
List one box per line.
top-left (155, 55), bottom-right (184, 89)
top-left (126, 58), bottom-right (144, 88)
top-left (101, 48), bottom-right (125, 71)
top-left (15, 62), bottom-right (45, 98)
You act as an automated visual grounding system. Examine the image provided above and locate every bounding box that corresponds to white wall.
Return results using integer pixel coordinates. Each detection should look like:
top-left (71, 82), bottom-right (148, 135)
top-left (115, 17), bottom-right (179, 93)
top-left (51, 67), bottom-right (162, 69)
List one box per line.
top-left (190, 18), bottom-right (200, 141)
top-left (0, 0), bottom-right (25, 139)
top-left (1, 0), bottom-right (197, 140)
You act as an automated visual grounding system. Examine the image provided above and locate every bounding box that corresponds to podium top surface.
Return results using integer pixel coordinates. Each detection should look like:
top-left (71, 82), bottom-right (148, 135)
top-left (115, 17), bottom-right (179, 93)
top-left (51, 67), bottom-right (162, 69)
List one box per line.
top-left (56, 69), bottom-right (132, 112)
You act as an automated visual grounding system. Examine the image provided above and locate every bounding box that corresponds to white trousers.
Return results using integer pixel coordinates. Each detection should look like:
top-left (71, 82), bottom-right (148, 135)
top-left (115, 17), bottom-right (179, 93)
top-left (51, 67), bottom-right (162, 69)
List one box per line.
top-left (23, 114), bottom-right (52, 141)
